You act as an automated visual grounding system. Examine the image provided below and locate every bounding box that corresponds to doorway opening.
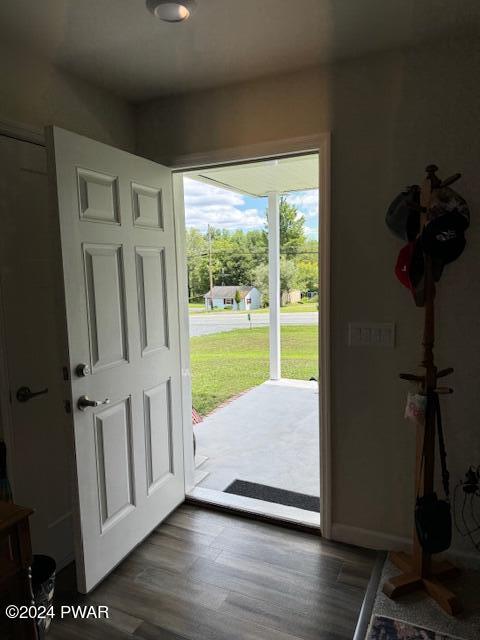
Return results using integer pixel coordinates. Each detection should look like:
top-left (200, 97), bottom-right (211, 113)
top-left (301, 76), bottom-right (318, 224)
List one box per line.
top-left (178, 152), bottom-right (321, 527)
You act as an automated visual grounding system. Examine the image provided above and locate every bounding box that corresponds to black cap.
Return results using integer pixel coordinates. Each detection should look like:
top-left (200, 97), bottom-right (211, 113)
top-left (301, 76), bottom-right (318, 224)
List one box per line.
top-left (422, 212), bottom-right (467, 265)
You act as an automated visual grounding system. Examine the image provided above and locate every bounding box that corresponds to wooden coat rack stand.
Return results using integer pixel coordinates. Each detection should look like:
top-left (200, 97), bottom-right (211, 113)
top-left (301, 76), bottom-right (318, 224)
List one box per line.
top-left (382, 165), bottom-right (462, 616)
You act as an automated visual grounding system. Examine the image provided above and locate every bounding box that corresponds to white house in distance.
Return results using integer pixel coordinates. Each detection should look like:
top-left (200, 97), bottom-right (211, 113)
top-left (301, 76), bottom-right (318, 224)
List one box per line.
top-left (204, 286), bottom-right (262, 311)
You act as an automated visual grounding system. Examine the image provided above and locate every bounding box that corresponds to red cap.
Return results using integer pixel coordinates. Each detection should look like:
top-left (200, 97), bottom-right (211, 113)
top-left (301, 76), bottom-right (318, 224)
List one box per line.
top-left (395, 243), bottom-right (414, 290)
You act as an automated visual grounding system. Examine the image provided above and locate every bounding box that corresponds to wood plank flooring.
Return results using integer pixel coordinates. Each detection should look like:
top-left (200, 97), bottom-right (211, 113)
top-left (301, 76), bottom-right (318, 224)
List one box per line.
top-left (49, 504), bottom-right (377, 640)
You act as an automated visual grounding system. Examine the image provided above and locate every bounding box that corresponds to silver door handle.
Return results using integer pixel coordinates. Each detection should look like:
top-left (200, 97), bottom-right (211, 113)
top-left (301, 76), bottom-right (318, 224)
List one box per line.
top-left (77, 396), bottom-right (110, 411)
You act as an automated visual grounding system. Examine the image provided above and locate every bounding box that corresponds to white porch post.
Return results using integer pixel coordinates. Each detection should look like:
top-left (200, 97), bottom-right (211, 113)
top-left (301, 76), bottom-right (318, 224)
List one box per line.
top-left (268, 191), bottom-right (281, 380)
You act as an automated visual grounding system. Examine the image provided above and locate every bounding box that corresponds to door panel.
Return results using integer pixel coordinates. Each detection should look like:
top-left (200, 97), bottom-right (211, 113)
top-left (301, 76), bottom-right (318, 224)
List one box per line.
top-left (47, 127), bottom-right (185, 592)
top-left (132, 182), bottom-right (163, 229)
top-left (135, 246), bottom-right (169, 355)
top-left (83, 243), bottom-right (128, 371)
top-left (94, 398), bottom-right (135, 531)
top-left (78, 168), bottom-right (121, 224)
top-left (144, 380), bottom-right (173, 493)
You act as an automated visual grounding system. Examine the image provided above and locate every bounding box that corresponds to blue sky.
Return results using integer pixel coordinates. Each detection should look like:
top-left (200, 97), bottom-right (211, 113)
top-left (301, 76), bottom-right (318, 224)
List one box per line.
top-left (183, 177), bottom-right (319, 239)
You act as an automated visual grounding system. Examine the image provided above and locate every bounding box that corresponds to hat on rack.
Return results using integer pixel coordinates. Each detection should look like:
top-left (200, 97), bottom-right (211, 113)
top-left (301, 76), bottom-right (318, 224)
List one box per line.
top-left (386, 185), bottom-right (421, 242)
top-left (428, 186), bottom-right (470, 228)
top-left (395, 240), bottom-right (425, 306)
top-left (420, 186), bottom-right (469, 270)
top-left (422, 212), bottom-right (467, 266)
top-left (395, 243), bottom-right (415, 290)
top-left (395, 239), bottom-right (442, 307)
top-left (391, 176), bottom-right (470, 307)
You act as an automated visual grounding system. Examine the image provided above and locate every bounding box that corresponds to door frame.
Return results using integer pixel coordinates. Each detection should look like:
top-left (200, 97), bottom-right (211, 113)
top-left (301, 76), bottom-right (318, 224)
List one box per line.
top-left (170, 133), bottom-right (332, 538)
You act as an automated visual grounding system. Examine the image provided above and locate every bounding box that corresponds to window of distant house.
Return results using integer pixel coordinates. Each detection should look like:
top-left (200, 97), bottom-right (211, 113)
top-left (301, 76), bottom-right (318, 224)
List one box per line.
top-left (224, 298), bottom-right (233, 304)
top-left (246, 298), bottom-right (251, 304)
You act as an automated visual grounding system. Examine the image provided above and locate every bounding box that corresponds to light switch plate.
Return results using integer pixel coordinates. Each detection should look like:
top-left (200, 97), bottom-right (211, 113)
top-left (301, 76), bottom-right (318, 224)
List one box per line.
top-left (348, 322), bottom-right (395, 347)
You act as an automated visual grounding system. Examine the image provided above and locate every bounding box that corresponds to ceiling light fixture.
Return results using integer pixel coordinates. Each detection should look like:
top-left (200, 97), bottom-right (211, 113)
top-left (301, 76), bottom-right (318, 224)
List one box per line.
top-left (146, 0), bottom-right (196, 23)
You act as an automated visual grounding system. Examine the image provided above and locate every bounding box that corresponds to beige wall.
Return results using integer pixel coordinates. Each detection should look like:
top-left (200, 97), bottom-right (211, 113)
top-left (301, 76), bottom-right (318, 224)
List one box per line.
top-left (0, 42), bottom-right (135, 151)
top-left (137, 38), bottom-right (480, 552)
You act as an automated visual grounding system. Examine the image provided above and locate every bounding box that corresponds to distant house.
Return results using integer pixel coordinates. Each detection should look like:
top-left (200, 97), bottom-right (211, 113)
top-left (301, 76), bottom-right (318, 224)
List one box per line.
top-left (281, 289), bottom-right (301, 305)
top-left (204, 286), bottom-right (262, 311)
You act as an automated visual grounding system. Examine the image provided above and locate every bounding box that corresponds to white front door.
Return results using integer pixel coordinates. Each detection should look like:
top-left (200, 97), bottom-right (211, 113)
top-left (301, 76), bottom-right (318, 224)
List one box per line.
top-left (47, 127), bottom-right (185, 592)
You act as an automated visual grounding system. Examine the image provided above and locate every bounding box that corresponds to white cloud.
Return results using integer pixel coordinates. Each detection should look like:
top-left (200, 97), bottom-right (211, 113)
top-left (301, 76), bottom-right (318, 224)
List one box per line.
top-left (304, 226), bottom-right (318, 239)
top-left (287, 191), bottom-right (318, 207)
top-left (286, 190), bottom-right (319, 220)
top-left (182, 180), bottom-right (318, 233)
top-left (183, 177), bottom-right (244, 208)
top-left (183, 177), bottom-right (265, 231)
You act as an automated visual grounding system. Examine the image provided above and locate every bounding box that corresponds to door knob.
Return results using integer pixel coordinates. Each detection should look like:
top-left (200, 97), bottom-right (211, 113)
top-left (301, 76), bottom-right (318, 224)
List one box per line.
top-left (77, 396), bottom-right (110, 411)
top-left (75, 363), bottom-right (90, 377)
top-left (16, 386), bottom-right (49, 403)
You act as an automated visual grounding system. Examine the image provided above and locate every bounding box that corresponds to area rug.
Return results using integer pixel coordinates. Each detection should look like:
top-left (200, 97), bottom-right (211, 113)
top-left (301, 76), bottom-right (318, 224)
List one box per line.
top-left (368, 559), bottom-right (480, 640)
top-left (367, 615), bottom-right (462, 640)
top-left (224, 479), bottom-right (320, 512)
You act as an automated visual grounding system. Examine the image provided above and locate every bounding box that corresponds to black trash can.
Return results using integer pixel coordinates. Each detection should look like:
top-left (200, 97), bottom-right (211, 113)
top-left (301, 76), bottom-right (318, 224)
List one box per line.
top-left (31, 555), bottom-right (56, 638)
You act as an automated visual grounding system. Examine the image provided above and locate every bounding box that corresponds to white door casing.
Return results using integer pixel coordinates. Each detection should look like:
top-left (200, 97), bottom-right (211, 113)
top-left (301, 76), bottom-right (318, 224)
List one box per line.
top-left (171, 134), bottom-right (330, 535)
top-left (47, 127), bottom-right (185, 593)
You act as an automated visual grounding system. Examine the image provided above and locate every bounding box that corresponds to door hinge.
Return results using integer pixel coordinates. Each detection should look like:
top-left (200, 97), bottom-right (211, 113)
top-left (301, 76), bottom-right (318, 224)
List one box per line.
top-left (64, 400), bottom-right (72, 414)
top-left (63, 366), bottom-right (70, 381)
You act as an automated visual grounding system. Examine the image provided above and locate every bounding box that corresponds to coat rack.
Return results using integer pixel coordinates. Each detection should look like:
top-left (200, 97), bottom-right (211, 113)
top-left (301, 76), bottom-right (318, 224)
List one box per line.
top-left (382, 165), bottom-right (462, 616)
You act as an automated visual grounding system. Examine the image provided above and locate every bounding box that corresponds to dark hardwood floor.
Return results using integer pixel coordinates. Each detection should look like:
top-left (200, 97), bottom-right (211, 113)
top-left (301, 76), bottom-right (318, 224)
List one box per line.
top-left (50, 504), bottom-right (377, 640)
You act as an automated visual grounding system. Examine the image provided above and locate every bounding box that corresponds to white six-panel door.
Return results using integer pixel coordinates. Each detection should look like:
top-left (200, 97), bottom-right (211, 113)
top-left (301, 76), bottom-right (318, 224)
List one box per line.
top-left (47, 127), bottom-right (185, 592)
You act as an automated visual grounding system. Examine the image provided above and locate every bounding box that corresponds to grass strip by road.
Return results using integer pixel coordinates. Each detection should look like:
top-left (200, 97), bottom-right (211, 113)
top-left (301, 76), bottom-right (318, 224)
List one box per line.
top-left (190, 325), bottom-right (318, 416)
top-left (189, 302), bottom-right (318, 315)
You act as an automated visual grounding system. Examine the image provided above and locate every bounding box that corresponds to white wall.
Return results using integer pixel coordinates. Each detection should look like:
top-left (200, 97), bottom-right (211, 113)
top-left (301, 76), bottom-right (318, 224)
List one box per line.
top-left (136, 37), bottom-right (480, 554)
top-left (247, 288), bottom-right (262, 310)
top-left (0, 41), bottom-right (135, 151)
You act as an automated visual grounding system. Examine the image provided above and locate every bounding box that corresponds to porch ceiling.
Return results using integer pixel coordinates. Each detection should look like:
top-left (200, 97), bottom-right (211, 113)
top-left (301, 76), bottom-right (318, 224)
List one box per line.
top-left (185, 153), bottom-right (319, 197)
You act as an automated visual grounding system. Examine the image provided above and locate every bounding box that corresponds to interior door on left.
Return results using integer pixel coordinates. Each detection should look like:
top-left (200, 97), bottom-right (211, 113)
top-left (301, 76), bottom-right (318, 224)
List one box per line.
top-left (0, 134), bottom-right (73, 567)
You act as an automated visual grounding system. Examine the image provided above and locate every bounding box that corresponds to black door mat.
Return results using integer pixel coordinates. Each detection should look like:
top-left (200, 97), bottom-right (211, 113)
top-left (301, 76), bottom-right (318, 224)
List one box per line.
top-left (224, 480), bottom-right (320, 512)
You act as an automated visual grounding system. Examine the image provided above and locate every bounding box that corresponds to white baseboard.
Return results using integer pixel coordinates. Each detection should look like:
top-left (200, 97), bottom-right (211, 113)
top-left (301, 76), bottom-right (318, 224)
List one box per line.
top-left (331, 522), bottom-right (480, 570)
top-left (331, 523), bottom-right (410, 551)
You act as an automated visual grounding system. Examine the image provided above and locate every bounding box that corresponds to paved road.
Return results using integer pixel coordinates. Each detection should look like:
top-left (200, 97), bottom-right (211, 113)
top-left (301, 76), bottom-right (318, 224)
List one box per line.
top-left (189, 312), bottom-right (317, 337)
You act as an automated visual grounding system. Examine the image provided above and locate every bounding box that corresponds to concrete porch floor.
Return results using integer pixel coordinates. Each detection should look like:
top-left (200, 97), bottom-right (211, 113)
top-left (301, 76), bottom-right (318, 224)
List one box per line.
top-left (194, 379), bottom-right (320, 499)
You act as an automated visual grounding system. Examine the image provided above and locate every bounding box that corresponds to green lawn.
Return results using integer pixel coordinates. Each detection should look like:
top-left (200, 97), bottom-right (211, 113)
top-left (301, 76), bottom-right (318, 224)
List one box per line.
top-left (189, 303), bottom-right (205, 313)
top-left (281, 302), bottom-right (318, 313)
top-left (190, 301), bottom-right (318, 315)
top-left (190, 325), bottom-right (318, 415)
top-left (245, 302), bottom-right (318, 314)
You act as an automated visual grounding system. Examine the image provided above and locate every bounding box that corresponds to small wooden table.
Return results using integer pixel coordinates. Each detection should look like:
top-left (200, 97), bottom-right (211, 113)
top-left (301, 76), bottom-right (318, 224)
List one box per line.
top-left (0, 501), bottom-right (38, 640)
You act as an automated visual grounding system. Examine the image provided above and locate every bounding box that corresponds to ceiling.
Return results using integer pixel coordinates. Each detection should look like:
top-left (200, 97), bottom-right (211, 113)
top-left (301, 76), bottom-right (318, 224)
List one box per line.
top-left (186, 154), bottom-right (319, 197)
top-left (0, 0), bottom-right (478, 102)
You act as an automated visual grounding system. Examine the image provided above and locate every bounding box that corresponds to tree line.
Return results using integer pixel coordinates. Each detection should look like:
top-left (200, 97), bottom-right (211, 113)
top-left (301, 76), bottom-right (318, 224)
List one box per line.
top-left (186, 197), bottom-right (318, 304)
